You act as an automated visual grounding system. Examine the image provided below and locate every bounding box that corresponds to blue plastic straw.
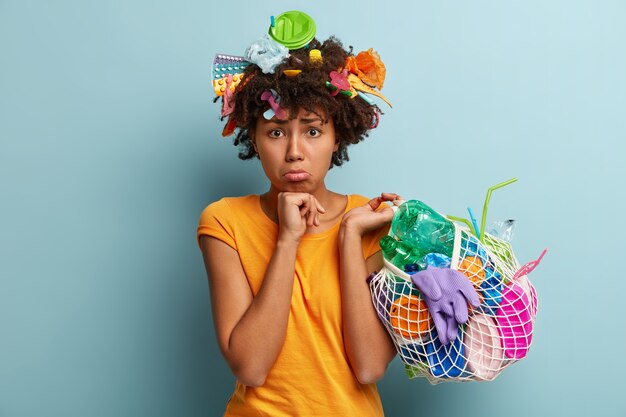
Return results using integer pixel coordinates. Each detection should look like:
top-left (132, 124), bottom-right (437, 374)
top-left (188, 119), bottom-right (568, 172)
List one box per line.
top-left (467, 207), bottom-right (480, 238)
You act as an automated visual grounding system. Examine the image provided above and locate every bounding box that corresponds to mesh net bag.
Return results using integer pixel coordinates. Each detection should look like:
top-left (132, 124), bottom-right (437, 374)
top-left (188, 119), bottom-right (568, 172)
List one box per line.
top-left (369, 200), bottom-right (541, 384)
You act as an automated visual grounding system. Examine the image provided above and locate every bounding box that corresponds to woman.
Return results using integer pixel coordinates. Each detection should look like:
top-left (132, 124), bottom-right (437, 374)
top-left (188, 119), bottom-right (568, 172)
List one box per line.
top-left (198, 22), bottom-right (399, 416)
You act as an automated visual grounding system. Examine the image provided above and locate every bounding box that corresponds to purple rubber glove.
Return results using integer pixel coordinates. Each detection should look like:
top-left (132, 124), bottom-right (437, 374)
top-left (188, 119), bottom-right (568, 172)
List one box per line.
top-left (410, 266), bottom-right (481, 345)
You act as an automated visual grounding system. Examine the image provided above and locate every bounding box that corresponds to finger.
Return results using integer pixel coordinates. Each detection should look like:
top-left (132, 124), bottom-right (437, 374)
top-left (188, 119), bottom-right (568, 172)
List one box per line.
top-left (432, 312), bottom-right (449, 345)
top-left (307, 197), bottom-right (318, 226)
top-left (379, 207), bottom-right (396, 221)
top-left (460, 282), bottom-right (481, 308)
top-left (380, 192), bottom-right (402, 201)
top-left (297, 196), bottom-right (311, 216)
top-left (441, 300), bottom-right (454, 317)
top-left (367, 197), bottom-right (383, 210)
top-left (452, 294), bottom-right (469, 324)
top-left (308, 195), bottom-right (326, 214)
top-left (446, 315), bottom-right (458, 344)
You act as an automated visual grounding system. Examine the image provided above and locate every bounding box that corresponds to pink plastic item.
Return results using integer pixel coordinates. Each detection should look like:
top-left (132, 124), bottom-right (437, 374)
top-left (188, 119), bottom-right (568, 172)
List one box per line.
top-left (260, 90), bottom-right (288, 120)
top-left (465, 314), bottom-right (505, 381)
top-left (221, 74), bottom-right (236, 117)
top-left (495, 282), bottom-right (533, 359)
top-left (516, 275), bottom-right (538, 318)
top-left (512, 248), bottom-right (547, 281)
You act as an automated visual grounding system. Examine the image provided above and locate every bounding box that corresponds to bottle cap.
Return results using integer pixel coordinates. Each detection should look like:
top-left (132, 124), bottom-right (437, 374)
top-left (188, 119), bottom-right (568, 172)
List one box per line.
top-left (268, 10), bottom-right (316, 50)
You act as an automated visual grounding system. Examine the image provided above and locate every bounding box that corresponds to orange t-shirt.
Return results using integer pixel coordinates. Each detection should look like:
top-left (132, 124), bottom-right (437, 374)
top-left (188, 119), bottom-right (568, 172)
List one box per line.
top-left (197, 194), bottom-right (390, 417)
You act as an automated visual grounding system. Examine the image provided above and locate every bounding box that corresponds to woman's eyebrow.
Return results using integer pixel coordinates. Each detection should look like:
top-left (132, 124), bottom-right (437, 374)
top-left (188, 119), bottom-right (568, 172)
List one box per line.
top-left (262, 119), bottom-right (287, 125)
top-left (300, 117), bottom-right (323, 123)
top-left (262, 117), bottom-right (323, 125)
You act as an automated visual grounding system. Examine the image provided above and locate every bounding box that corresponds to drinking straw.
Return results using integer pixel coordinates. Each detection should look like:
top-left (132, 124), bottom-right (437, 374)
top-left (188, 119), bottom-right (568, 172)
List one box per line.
top-left (446, 215), bottom-right (474, 232)
top-left (467, 207), bottom-right (480, 238)
top-left (479, 178), bottom-right (518, 242)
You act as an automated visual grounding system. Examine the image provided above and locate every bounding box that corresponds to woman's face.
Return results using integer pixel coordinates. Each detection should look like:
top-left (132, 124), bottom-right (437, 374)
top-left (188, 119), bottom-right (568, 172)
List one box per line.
top-left (252, 107), bottom-right (339, 193)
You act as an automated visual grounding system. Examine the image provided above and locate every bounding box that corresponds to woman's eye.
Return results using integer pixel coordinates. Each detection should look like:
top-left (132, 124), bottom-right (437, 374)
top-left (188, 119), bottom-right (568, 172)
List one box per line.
top-left (307, 128), bottom-right (321, 137)
top-left (268, 129), bottom-right (283, 138)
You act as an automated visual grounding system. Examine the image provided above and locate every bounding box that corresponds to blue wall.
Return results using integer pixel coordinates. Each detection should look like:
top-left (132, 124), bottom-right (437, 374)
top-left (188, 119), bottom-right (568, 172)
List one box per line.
top-left (1, 1), bottom-right (625, 416)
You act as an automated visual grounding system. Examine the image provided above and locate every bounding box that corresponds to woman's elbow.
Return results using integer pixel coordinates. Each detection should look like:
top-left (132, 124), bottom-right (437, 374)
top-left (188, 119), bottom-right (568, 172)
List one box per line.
top-left (230, 363), bottom-right (268, 387)
top-left (355, 365), bottom-right (387, 385)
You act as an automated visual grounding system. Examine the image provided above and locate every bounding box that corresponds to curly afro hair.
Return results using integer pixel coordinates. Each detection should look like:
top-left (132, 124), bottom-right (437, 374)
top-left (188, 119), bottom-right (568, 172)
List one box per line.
top-left (223, 36), bottom-right (383, 169)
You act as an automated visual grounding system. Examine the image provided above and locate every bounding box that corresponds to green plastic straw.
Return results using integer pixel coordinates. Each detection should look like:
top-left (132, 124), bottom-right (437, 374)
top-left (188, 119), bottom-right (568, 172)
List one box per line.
top-left (479, 178), bottom-right (518, 242)
top-left (446, 215), bottom-right (474, 232)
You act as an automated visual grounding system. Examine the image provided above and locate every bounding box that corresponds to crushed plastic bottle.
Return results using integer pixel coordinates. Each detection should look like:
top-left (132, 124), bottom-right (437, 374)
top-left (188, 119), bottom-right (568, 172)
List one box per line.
top-left (488, 219), bottom-right (515, 242)
top-left (391, 200), bottom-right (455, 258)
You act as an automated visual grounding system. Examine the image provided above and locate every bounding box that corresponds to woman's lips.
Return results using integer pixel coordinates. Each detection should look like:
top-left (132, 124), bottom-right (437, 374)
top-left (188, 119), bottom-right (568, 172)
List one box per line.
top-left (284, 171), bottom-right (310, 182)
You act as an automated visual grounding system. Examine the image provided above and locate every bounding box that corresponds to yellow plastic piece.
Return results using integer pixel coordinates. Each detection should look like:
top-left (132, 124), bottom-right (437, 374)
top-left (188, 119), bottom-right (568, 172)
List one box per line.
top-left (283, 69), bottom-right (302, 77)
top-left (213, 73), bottom-right (244, 97)
top-left (309, 49), bottom-right (322, 64)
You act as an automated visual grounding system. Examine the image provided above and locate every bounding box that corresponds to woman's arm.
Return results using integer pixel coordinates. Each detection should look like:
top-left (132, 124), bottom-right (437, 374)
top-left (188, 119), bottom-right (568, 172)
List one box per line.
top-left (338, 228), bottom-right (397, 384)
top-left (338, 193), bottom-right (401, 384)
top-left (200, 192), bottom-right (326, 387)
top-left (200, 235), bottom-right (298, 387)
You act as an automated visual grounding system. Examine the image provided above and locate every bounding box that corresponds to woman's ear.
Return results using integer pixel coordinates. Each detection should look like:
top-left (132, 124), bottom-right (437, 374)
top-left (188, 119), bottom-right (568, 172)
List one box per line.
top-left (333, 140), bottom-right (339, 152)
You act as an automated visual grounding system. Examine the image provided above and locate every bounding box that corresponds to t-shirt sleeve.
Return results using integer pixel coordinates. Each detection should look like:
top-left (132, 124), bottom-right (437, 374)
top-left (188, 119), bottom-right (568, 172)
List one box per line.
top-left (196, 198), bottom-right (237, 251)
top-left (362, 201), bottom-right (392, 260)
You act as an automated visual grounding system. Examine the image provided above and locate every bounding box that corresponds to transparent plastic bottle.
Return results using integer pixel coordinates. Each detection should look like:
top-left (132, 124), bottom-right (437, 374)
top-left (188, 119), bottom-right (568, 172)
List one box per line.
top-left (391, 200), bottom-right (455, 258)
top-left (380, 235), bottom-right (398, 261)
top-left (380, 235), bottom-right (425, 271)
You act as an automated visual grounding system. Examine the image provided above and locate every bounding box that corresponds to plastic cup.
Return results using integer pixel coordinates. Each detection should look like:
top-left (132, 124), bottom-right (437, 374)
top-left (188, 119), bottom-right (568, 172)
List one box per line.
top-left (268, 11), bottom-right (316, 50)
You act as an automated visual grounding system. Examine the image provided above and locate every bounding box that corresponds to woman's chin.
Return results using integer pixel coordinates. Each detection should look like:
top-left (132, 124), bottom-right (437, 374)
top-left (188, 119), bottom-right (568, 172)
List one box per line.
top-left (281, 180), bottom-right (314, 193)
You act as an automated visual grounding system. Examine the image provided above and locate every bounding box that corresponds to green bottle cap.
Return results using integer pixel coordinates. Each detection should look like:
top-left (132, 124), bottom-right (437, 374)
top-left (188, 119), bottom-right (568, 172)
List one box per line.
top-left (268, 10), bottom-right (316, 50)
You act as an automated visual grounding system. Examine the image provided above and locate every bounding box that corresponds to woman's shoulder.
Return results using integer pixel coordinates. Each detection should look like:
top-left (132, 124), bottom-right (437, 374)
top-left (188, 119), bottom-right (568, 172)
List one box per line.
top-left (199, 194), bottom-right (259, 220)
top-left (347, 194), bottom-right (391, 212)
top-left (348, 194), bottom-right (369, 206)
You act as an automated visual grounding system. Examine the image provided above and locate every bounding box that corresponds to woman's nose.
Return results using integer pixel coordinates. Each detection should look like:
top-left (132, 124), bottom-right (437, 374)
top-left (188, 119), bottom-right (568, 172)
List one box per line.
top-left (285, 137), bottom-right (304, 161)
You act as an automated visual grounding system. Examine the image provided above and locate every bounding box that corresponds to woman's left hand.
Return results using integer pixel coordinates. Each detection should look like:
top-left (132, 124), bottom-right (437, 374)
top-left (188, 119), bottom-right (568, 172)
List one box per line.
top-left (340, 192), bottom-right (403, 237)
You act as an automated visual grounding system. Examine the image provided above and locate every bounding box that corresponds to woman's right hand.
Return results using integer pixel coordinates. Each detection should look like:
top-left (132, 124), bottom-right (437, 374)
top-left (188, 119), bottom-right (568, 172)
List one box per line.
top-left (277, 192), bottom-right (326, 242)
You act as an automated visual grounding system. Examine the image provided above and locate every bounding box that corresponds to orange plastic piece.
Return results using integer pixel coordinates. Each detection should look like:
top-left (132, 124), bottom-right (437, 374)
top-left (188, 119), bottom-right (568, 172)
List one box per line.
top-left (389, 295), bottom-right (431, 339)
top-left (213, 73), bottom-right (244, 96)
top-left (346, 48), bottom-right (386, 90)
top-left (458, 256), bottom-right (487, 287)
top-left (221, 115), bottom-right (236, 137)
top-left (347, 74), bottom-right (392, 107)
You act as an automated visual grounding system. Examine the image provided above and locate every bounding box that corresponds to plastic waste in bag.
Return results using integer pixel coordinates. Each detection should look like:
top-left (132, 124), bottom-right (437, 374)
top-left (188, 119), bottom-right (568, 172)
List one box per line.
top-left (391, 200), bottom-right (455, 259)
top-left (380, 235), bottom-right (426, 271)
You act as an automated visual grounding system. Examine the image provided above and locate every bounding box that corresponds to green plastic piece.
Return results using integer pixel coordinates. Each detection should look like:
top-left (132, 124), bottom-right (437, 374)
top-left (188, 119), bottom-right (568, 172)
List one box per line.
top-left (479, 178), bottom-right (518, 242)
top-left (446, 215), bottom-right (474, 233)
top-left (268, 10), bottom-right (316, 50)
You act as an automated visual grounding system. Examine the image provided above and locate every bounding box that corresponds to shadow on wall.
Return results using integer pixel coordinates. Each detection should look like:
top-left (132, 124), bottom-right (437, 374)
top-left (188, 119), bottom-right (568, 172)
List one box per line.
top-left (187, 131), bottom-right (266, 414)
